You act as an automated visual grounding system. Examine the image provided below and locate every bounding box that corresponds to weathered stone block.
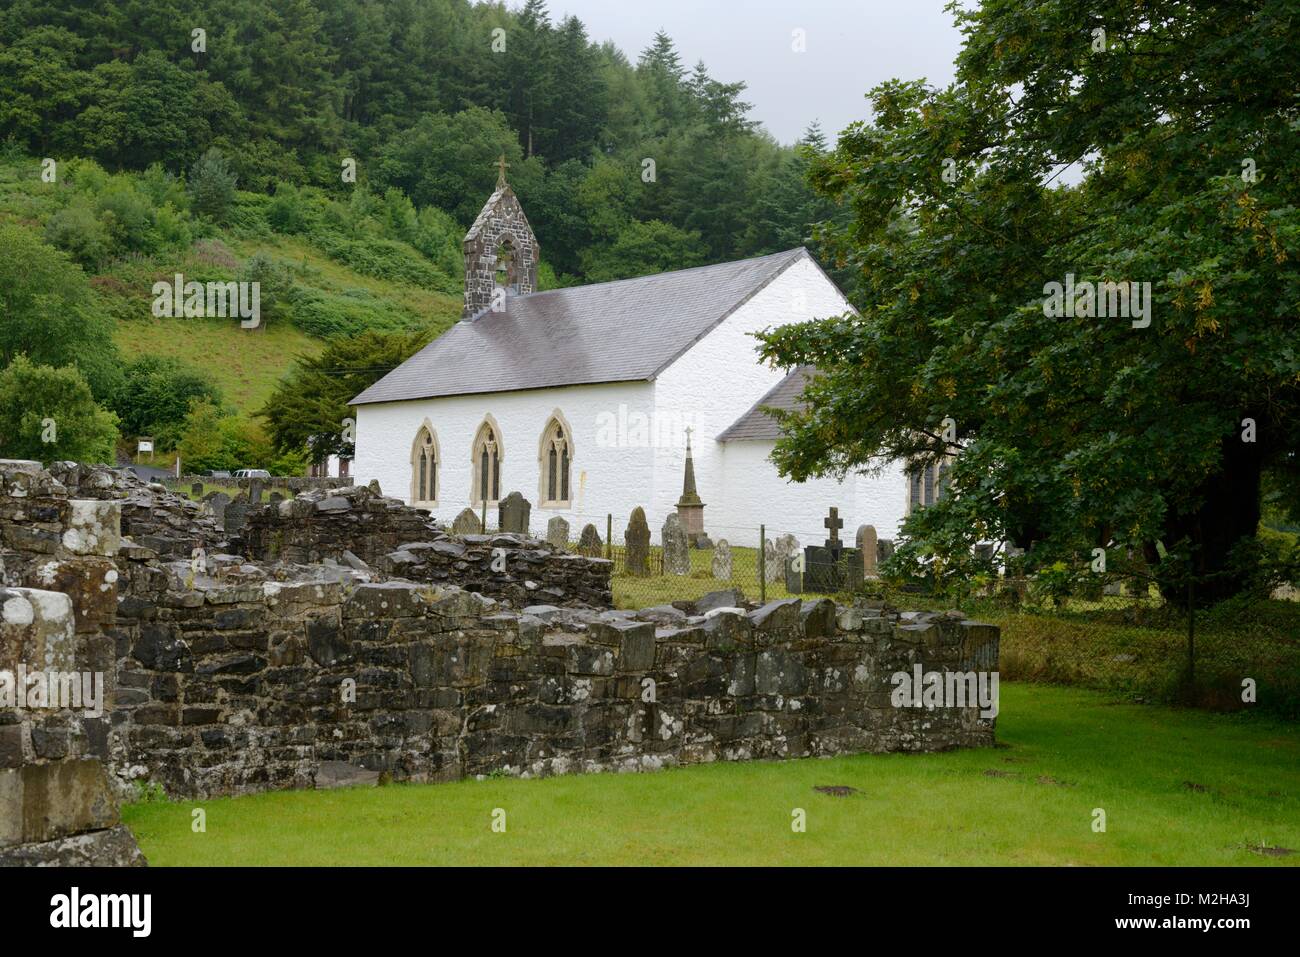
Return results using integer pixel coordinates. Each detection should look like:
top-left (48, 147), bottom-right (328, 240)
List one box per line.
top-left (1, 586), bottom-right (76, 676)
top-left (61, 500), bottom-right (122, 557)
top-left (0, 759), bottom-right (119, 847)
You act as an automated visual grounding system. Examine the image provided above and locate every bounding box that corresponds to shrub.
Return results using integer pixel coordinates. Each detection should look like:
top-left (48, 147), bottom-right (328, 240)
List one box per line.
top-left (109, 355), bottom-right (223, 448)
top-left (266, 181), bottom-right (313, 234)
top-left (189, 147), bottom-right (238, 221)
top-left (44, 203), bottom-right (111, 269)
top-left (307, 231), bottom-right (456, 292)
top-left (96, 184), bottom-right (158, 255)
top-left (0, 357), bottom-right (119, 463)
top-left (178, 401), bottom-right (275, 473)
top-left (239, 252), bottom-right (295, 322)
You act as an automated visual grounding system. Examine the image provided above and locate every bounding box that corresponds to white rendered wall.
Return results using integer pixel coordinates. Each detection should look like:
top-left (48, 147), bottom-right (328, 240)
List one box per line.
top-left (352, 380), bottom-right (654, 536)
top-left (713, 442), bottom-right (910, 547)
top-left (652, 254), bottom-right (887, 542)
top-left (353, 253), bottom-right (913, 544)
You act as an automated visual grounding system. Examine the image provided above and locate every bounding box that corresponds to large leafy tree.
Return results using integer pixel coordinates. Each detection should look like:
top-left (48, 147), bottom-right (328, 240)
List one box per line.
top-left (109, 355), bottom-right (223, 448)
top-left (0, 223), bottom-right (121, 399)
top-left (0, 357), bottom-right (119, 463)
top-left (758, 0), bottom-right (1300, 602)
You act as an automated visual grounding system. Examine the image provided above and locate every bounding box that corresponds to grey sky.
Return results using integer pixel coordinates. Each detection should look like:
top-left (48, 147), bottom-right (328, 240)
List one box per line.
top-left (548, 0), bottom-right (964, 145)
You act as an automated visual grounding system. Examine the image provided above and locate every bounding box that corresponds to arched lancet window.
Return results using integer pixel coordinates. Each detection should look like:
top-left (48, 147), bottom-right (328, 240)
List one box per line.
top-left (410, 424), bottom-right (439, 505)
top-left (908, 456), bottom-right (953, 514)
top-left (538, 413), bottom-right (572, 507)
top-left (471, 418), bottom-right (502, 506)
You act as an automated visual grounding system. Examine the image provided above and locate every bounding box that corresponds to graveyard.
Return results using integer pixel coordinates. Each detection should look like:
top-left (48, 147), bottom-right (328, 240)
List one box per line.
top-left (2, 457), bottom-right (1294, 868)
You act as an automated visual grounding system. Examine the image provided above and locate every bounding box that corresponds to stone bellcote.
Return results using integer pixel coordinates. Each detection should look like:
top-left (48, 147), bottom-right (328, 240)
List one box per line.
top-left (461, 157), bottom-right (539, 318)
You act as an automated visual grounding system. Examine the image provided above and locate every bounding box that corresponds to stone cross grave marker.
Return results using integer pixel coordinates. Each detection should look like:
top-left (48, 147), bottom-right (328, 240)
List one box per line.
top-left (823, 506), bottom-right (844, 550)
top-left (806, 506), bottom-right (862, 593)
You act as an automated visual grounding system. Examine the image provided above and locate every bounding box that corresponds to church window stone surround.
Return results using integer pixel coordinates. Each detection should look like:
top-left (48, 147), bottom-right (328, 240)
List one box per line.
top-left (472, 417), bottom-right (503, 506)
top-left (539, 412), bottom-right (573, 508)
top-left (410, 423), bottom-right (439, 505)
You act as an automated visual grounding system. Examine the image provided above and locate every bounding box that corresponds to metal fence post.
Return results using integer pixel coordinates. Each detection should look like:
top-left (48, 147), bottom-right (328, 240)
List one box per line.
top-left (480, 501), bottom-right (487, 533)
top-left (606, 513), bottom-right (612, 561)
top-left (759, 524), bottom-right (766, 603)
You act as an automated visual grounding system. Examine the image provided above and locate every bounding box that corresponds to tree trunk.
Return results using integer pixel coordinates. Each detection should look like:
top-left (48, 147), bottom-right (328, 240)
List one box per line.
top-left (1153, 433), bottom-right (1263, 607)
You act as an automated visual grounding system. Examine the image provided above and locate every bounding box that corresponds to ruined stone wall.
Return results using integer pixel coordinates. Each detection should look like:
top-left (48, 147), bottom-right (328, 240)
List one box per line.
top-left (47, 461), bottom-right (223, 560)
top-left (108, 572), bottom-right (998, 798)
top-left (0, 461), bottom-right (144, 865)
top-left (241, 485), bottom-right (612, 608)
top-left (2, 459), bottom-right (998, 821)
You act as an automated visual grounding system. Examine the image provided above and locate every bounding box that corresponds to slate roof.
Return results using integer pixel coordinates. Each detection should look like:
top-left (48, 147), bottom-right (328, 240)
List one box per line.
top-left (717, 365), bottom-right (817, 441)
top-left (351, 248), bottom-right (809, 405)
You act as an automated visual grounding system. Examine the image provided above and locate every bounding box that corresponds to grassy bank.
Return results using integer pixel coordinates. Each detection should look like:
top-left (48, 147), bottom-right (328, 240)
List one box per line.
top-left (122, 683), bottom-right (1300, 866)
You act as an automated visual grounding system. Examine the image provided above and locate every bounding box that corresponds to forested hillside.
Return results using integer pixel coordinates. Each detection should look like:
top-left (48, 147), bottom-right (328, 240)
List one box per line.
top-left (0, 0), bottom-right (837, 279)
top-left (0, 0), bottom-right (843, 470)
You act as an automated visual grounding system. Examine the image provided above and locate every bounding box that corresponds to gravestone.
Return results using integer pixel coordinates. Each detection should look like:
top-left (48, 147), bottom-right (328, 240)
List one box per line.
top-left (202, 491), bottom-right (231, 528)
top-left (856, 524), bottom-right (879, 577)
top-left (763, 538), bottom-right (782, 583)
top-left (191, 482), bottom-right (204, 498)
top-left (662, 513), bottom-right (690, 576)
top-left (624, 508), bottom-right (650, 576)
top-left (269, 491), bottom-right (284, 505)
top-left (784, 555), bottom-right (803, 594)
top-left (772, 534), bottom-right (799, 580)
top-left (451, 508), bottom-right (482, 535)
top-left (711, 539), bottom-right (733, 580)
top-left (224, 501), bottom-right (250, 535)
top-left (498, 492), bottom-right (531, 535)
top-left (804, 507), bottom-right (863, 593)
top-left (546, 515), bottom-right (570, 550)
top-left (878, 538), bottom-right (895, 566)
top-left (578, 523), bottom-right (602, 557)
top-left (249, 479), bottom-right (264, 504)
top-left (368, 479), bottom-right (382, 495)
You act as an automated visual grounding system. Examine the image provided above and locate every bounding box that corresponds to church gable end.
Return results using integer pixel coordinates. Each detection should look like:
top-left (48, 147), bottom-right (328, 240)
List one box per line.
top-left (462, 157), bottom-right (539, 318)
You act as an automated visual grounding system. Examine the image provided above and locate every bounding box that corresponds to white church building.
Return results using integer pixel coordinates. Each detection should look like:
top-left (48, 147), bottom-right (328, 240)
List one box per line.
top-left (351, 172), bottom-right (932, 546)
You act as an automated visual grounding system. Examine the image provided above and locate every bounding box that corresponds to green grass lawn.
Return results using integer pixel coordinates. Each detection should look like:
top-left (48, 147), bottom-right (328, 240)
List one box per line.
top-left (122, 683), bottom-right (1300, 866)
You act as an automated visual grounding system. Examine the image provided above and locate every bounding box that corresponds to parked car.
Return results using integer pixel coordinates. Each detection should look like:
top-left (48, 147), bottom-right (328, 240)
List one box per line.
top-left (204, 470), bottom-right (232, 479)
top-left (233, 469), bottom-right (271, 479)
